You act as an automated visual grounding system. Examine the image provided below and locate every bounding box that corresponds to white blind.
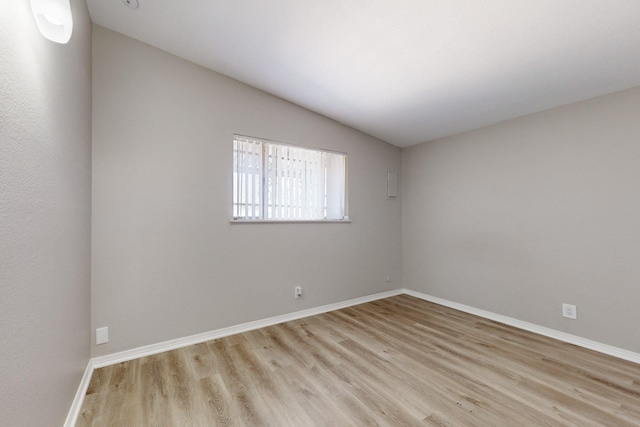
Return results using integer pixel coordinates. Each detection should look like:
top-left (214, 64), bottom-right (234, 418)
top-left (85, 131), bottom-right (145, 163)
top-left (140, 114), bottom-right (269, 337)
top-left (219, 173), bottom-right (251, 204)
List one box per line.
top-left (233, 136), bottom-right (347, 221)
top-left (233, 136), bottom-right (262, 219)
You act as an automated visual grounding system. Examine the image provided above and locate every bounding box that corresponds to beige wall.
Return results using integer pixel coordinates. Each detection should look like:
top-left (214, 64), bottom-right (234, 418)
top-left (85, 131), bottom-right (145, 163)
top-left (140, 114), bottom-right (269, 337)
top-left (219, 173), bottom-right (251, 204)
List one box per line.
top-left (91, 26), bottom-right (402, 357)
top-left (403, 86), bottom-right (640, 353)
top-left (0, 1), bottom-right (92, 425)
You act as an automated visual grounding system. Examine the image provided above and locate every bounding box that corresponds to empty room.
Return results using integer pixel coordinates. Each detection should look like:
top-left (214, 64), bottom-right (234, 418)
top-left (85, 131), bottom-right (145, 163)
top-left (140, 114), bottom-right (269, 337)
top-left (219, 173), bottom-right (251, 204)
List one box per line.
top-left (2, 0), bottom-right (640, 426)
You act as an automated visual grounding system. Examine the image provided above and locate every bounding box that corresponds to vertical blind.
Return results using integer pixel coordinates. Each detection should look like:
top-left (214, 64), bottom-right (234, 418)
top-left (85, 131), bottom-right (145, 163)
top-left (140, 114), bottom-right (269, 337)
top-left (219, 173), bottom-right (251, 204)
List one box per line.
top-left (233, 135), bottom-right (347, 220)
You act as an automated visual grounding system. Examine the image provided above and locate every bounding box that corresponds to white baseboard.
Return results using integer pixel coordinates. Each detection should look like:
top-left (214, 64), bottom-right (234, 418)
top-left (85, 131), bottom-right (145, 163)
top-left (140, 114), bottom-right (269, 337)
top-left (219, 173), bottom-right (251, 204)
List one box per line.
top-left (64, 359), bottom-right (95, 427)
top-left (402, 288), bottom-right (640, 365)
top-left (66, 287), bottom-right (640, 426)
top-left (66, 289), bottom-right (401, 425)
top-left (92, 289), bottom-right (403, 369)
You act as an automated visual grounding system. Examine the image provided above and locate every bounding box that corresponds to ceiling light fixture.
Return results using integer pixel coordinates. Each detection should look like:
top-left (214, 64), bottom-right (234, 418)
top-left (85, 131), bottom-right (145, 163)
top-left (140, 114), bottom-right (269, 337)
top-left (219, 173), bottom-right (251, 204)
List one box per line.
top-left (30, 0), bottom-right (73, 44)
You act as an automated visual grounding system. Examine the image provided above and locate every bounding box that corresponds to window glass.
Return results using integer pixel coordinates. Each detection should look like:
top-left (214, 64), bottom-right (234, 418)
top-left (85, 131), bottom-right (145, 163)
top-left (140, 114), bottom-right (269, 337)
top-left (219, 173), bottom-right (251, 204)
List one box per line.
top-left (233, 135), bottom-right (348, 221)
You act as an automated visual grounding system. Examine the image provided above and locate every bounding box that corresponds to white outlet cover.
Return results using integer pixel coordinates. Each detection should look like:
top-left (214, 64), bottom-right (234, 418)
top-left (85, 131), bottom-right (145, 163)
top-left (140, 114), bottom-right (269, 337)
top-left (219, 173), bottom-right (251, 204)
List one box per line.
top-left (96, 327), bottom-right (109, 345)
top-left (562, 304), bottom-right (577, 320)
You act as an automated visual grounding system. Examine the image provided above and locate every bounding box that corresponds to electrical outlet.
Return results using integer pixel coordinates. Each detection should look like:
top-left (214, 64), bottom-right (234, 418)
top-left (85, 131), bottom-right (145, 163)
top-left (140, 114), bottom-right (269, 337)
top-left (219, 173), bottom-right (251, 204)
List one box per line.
top-left (96, 327), bottom-right (109, 345)
top-left (294, 286), bottom-right (303, 299)
top-left (562, 304), bottom-right (577, 320)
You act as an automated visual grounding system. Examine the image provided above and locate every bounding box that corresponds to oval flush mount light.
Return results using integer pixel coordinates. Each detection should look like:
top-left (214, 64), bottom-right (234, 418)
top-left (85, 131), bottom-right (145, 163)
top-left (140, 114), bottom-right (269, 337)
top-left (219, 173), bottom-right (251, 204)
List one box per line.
top-left (122, 0), bottom-right (139, 9)
top-left (30, 0), bottom-right (73, 44)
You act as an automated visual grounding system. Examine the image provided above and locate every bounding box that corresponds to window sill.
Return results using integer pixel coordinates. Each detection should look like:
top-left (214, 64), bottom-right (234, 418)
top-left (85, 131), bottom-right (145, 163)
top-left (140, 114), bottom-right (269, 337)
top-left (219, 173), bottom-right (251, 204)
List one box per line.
top-left (230, 219), bottom-right (351, 224)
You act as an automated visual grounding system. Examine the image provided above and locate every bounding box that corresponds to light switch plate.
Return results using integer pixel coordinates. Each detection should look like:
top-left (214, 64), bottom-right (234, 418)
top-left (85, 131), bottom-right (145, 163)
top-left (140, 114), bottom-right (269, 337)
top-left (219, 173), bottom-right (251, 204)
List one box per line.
top-left (387, 171), bottom-right (398, 198)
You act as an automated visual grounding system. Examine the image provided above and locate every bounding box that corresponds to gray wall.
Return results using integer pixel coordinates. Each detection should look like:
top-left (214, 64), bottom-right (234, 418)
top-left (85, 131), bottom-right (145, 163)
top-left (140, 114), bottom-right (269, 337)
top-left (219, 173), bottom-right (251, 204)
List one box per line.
top-left (91, 26), bottom-right (402, 357)
top-left (0, 1), bottom-right (92, 425)
top-left (402, 86), bottom-right (640, 353)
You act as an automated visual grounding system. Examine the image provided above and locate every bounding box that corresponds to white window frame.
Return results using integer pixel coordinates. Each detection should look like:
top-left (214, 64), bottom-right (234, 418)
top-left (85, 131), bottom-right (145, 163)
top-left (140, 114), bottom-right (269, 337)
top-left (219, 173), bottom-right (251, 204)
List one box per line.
top-left (232, 135), bottom-right (349, 223)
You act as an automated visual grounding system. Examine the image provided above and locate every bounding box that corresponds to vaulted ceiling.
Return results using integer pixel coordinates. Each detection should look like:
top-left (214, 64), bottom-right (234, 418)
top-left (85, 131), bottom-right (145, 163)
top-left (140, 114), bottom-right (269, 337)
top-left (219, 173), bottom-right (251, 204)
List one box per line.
top-left (86, 0), bottom-right (640, 147)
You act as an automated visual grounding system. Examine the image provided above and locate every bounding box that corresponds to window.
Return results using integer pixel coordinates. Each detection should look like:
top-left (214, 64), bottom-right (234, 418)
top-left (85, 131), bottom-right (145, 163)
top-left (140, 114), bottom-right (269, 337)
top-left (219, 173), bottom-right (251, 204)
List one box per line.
top-left (233, 135), bottom-right (348, 221)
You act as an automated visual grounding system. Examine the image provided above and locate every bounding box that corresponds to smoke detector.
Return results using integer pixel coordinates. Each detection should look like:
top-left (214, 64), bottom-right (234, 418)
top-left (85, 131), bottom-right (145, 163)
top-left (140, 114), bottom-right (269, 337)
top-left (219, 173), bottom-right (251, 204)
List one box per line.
top-left (122, 0), bottom-right (138, 9)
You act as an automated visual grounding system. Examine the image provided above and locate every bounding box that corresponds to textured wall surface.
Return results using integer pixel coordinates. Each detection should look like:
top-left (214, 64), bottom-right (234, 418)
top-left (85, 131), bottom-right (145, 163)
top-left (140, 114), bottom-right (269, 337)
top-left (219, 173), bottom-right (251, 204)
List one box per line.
top-left (0, 1), bottom-right (92, 425)
top-left (91, 26), bottom-right (402, 357)
top-left (403, 86), bottom-right (640, 353)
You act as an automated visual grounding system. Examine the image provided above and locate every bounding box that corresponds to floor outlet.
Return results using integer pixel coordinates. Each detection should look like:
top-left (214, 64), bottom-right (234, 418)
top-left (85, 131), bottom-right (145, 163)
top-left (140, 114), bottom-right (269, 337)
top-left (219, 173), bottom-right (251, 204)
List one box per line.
top-left (562, 304), bottom-right (577, 320)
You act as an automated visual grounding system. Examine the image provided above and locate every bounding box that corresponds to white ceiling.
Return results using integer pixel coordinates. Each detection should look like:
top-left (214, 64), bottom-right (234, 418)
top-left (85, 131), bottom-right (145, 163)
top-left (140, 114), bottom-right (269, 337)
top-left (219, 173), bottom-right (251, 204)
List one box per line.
top-left (86, 1), bottom-right (640, 148)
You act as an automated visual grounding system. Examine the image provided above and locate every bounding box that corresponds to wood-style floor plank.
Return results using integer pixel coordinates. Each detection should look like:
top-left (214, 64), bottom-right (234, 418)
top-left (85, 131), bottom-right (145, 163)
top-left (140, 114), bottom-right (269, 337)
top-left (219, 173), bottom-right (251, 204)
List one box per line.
top-left (77, 296), bottom-right (640, 426)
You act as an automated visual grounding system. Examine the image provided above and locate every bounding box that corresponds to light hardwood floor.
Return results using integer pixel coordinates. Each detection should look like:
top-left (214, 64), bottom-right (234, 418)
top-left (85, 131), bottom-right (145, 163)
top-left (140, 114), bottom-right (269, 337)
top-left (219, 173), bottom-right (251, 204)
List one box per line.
top-left (77, 295), bottom-right (640, 426)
